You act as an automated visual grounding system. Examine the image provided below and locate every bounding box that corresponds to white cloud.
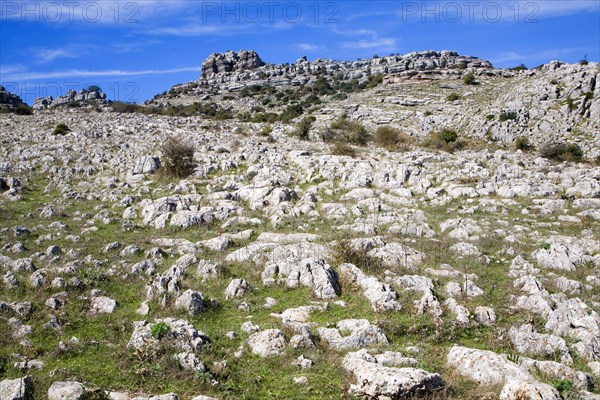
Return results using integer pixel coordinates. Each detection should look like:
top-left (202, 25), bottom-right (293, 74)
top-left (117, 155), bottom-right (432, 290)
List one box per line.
top-left (153, 21), bottom-right (254, 37)
top-left (296, 43), bottom-right (324, 52)
top-left (34, 47), bottom-right (83, 63)
top-left (342, 37), bottom-right (396, 50)
top-left (3, 66), bottom-right (201, 81)
top-left (490, 48), bottom-right (588, 65)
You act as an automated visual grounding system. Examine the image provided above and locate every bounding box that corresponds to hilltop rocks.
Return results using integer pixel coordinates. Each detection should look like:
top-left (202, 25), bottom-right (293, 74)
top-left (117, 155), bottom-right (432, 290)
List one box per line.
top-left (0, 87), bottom-right (27, 111)
top-left (33, 89), bottom-right (107, 110)
top-left (201, 50), bottom-right (265, 77)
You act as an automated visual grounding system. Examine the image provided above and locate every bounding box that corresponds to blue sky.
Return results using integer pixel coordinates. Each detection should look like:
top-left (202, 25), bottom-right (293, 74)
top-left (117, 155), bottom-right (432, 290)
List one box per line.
top-left (1, 0), bottom-right (599, 104)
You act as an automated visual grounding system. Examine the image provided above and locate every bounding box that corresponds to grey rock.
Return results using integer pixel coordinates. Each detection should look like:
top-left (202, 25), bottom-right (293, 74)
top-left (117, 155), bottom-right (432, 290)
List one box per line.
top-left (0, 376), bottom-right (33, 400)
top-left (247, 329), bottom-right (287, 357)
top-left (343, 349), bottom-right (443, 399)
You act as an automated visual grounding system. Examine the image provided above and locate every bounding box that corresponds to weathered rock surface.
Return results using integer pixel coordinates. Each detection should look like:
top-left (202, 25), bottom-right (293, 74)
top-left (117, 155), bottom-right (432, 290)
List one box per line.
top-left (343, 349), bottom-right (443, 398)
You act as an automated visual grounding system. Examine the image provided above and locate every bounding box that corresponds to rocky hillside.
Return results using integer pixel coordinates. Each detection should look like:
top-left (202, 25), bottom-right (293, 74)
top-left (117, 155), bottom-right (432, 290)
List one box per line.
top-left (0, 86), bottom-right (28, 112)
top-left (33, 88), bottom-right (107, 110)
top-left (0, 50), bottom-right (599, 400)
top-left (149, 50), bottom-right (599, 157)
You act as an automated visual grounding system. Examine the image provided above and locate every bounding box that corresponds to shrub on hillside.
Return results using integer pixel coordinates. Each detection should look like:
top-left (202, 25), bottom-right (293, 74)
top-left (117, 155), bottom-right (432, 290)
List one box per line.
top-left (161, 137), bottom-right (196, 178)
top-left (52, 123), bottom-right (70, 135)
top-left (499, 111), bottom-right (517, 122)
top-left (446, 92), bottom-right (461, 101)
top-left (293, 116), bottom-right (315, 140)
top-left (327, 117), bottom-right (371, 145)
top-left (540, 142), bottom-right (583, 162)
top-left (463, 72), bottom-right (477, 85)
top-left (14, 104), bottom-right (33, 115)
top-left (423, 128), bottom-right (465, 152)
top-left (374, 126), bottom-right (413, 151)
top-left (514, 136), bottom-right (534, 151)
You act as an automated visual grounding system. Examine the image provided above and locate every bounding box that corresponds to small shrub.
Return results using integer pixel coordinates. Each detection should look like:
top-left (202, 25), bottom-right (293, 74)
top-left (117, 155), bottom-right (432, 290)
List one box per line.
top-left (161, 137), bottom-right (196, 178)
top-left (261, 124), bottom-right (273, 136)
top-left (293, 116), bottom-right (315, 140)
top-left (509, 63), bottom-right (527, 71)
top-left (579, 55), bottom-right (588, 65)
top-left (463, 72), bottom-right (477, 85)
top-left (150, 322), bottom-right (170, 340)
top-left (540, 142), bottom-right (583, 162)
top-left (332, 240), bottom-right (383, 275)
top-left (446, 92), bottom-right (461, 101)
top-left (565, 97), bottom-right (579, 112)
top-left (553, 379), bottom-right (573, 394)
top-left (366, 73), bottom-right (385, 89)
top-left (328, 117), bottom-right (371, 146)
top-left (550, 79), bottom-right (559, 85)
top-left (485, 114), bottom-right (495, 121)
top-left (595, 155), bottom-right (600, 166)
top-left (14, 103), bottom-right (33, 115)
top-left (539, 242), bottom-right (551, 250)
top-left (514, 136), bottom-right (533, 151)
top-left (87, 85), bottom-right (102, 92)
top-left (499, 111), bottom-right (518, 122)
top-left (423, 128), bottom-right (465, 152)
top-left (52, 123), bottom-right (70, 135)
top-left (331, 142), bottom-right (356, 157)
top-left (374, 126), bottom-right (412, 151)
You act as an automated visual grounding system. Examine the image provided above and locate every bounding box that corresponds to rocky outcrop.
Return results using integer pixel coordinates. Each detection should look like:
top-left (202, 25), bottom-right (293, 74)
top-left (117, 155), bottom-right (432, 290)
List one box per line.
top-left (201, 50), bottom-right (265, 78)
top-left (0, 87), bottom-right (27, 111)
top-left (343, 349), bottom-right (443, 398)
top-left (33, 89), bottom-right (107, 110)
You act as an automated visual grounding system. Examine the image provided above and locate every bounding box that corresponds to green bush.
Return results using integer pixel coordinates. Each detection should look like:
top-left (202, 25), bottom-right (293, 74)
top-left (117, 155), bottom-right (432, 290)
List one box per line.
top-left (161, 137), bottom-right (196, 178)
top-left (540, 142), bottom-right (584, 162)
top-left (87, 85), bottom-right (102, 92)
top-left (366, 73), bottom-right (385, 89)
top-left (261, 124), bottom-right (273, 137)
top-left (331, 142), bottom-right (356, 157)
top-left (327, 117), bottom-right (371, 145)
top-left (509, 63), bottom-right (527, 71)
top-left (423, 128), bottom-right (465, 152)
top-left (150, 322), bottom-right (170, 340)
top-left (595, 155), bottom-right (600, 166)
top-left (499, 111), bottom-right (517, 122)
top-left (446, 92), bottom-right (461, 101)
top-left (514, 136), bottom-right (533, 151)
top-left (565, 97), bottom-right (579, 112)
top-left (293, 116), bottom-right (315, 140)
top-left (14, 103), bottom-right (33, 115)
top-left (374, 126), bottom-right (412, 151)
top-left (463, 72), bottom-right (477, 85)
top-left (52, 123), bottom-right (70, 135)
top-left (553, 379), bottom-right (573, 394)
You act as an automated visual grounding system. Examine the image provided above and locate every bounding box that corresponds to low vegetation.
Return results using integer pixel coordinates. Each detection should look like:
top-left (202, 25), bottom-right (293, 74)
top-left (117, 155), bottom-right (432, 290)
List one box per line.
top-left (540, 142), bottom-right (584, 162)
top-left (160, 137), bottom-right (196, 178)
top-left (422, 128), bottom-right (466, 152)
top-left (52, 123), bottom-right (70, 135)
top-left (373, 126), bottom-right (413, 151)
